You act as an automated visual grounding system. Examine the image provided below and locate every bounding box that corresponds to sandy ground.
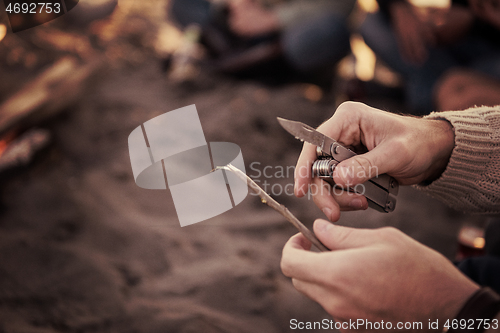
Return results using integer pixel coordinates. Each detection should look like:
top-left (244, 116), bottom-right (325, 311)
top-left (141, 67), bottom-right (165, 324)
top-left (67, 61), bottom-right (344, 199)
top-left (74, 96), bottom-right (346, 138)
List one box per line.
top-left (0, 2), bottom-right (489, 332)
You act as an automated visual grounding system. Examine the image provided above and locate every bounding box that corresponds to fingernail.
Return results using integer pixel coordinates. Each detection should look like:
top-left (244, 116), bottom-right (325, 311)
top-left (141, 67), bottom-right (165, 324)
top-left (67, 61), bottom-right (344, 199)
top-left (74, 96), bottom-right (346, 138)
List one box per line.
top-left (322, 207), bottom-right (332, 220)
top-left (349, 198), bottom-right (364, 209)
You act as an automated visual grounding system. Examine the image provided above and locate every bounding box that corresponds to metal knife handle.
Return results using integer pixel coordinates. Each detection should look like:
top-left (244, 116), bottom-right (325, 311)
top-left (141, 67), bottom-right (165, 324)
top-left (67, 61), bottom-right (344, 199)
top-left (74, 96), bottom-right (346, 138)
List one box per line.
top-left (312, 159), bottom-right (397, 213)
top-left (316, 144), bottom-right (399, 196)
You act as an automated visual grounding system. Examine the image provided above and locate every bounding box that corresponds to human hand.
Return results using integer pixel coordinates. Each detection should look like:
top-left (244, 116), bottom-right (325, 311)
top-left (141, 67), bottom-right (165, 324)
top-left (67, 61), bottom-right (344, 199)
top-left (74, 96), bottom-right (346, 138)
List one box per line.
top-left (469, 0), bottom-right (500, 29)
top-left (390, 2), bottom-right (436, 65)
top-left (294, 102), bottom-right (455, 222)
top-left (228, 0), bottom-right (280, 37)
top-left (281, 220), bottom-right (479, 330)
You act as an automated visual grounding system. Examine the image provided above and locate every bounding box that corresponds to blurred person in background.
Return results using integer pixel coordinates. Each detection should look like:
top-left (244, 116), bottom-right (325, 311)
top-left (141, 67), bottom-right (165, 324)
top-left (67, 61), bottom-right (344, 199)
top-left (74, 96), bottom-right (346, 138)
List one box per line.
top-left (282, 101), bottom-right (500, 331)
top-left (168, 0), bottom-right (355, 84)
top-left (361, 0), bottom-right (500, 115)
top-left (435, 0), bottom-right (500, 111)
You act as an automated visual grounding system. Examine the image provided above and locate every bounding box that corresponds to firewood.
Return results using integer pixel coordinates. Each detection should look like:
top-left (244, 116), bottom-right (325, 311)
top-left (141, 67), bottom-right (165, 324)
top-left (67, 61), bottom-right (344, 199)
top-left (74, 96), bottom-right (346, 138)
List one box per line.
top-left (0, 57), bottom-right (102, 136)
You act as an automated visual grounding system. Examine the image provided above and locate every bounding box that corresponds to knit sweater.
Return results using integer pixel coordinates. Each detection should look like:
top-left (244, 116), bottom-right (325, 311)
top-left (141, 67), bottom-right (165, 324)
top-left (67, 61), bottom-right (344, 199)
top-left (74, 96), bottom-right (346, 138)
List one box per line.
top-left (419, 106), bottom-right (500, 214)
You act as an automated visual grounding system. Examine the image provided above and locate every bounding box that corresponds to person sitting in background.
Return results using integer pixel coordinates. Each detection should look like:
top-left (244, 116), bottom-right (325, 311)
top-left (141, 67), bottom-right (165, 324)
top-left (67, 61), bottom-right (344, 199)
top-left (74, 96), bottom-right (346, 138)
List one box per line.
top-left (360, 0), bottom-right (500, 115)
top-left (435, 0), bottom-right (500, 111)
top-left (168, 0), bottom-right (355, 82)
top-left (282, 101), bottom-right (500, 331)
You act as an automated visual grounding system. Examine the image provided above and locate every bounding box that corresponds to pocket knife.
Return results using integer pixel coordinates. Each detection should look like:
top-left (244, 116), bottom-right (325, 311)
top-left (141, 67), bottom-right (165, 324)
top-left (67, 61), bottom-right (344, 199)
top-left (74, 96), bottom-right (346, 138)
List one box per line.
top-left (278, 117), bottom-right (398, 213)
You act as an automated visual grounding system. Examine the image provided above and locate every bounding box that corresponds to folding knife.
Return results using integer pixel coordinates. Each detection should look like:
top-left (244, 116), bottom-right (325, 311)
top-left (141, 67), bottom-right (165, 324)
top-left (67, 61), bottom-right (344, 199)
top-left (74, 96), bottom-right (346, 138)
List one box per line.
top-left (278, 117), bottom-right (398, 213)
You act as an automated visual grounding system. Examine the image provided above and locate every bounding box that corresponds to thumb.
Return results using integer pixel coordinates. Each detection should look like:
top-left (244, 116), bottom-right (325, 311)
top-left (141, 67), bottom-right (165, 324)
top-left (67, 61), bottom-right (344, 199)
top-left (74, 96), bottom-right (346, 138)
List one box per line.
top-left (332, 145), bottom-right (393, 187)
top-left (313, 219), bottom-right (376, 250)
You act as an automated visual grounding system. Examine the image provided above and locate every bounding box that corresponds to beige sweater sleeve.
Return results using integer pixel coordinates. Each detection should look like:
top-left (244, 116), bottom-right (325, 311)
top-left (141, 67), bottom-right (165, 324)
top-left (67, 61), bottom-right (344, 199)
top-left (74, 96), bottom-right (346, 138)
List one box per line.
top-left (417, 106), bottom-right (500, 214)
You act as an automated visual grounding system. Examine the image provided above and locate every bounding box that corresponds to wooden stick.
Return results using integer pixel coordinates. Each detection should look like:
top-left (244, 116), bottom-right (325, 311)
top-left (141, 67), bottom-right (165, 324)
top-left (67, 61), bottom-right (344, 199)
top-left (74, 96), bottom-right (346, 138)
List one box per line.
top-left (214, 164), bottom-right (329, 252)
top-left (0, 57), bottom-right (102, 137)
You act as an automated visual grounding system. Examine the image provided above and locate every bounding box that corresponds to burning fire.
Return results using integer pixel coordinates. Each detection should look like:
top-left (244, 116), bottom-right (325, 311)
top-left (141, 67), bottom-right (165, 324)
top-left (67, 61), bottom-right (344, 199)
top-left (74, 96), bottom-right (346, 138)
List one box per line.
top-left (350, 34), bottom-right (376, 82)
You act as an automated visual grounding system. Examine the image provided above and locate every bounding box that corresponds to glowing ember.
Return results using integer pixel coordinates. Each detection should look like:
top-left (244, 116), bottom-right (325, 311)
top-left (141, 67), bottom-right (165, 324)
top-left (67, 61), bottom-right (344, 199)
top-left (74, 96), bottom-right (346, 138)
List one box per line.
top-left (0, 132), bottom-right (17, 158)
top-left (0, 140), bottom-right (8, 158)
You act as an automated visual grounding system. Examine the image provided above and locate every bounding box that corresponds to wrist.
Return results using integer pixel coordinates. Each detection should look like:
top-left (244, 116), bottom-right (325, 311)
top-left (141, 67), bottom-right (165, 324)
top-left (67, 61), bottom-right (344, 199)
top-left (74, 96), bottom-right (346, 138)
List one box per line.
top-left (423, 119), bottom-right (455, 183)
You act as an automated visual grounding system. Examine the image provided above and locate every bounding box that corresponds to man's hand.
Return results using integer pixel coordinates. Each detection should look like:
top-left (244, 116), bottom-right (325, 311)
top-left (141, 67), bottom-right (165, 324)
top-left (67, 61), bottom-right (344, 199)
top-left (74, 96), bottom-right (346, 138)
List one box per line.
top-left (294, 102), bottom-right (455, 222)
top-left (390, 2), bottom-right (436, 65)
top-left (228, 0), bottom-right (280, 37)
top-left (281, 220), bottom-right (479, 330)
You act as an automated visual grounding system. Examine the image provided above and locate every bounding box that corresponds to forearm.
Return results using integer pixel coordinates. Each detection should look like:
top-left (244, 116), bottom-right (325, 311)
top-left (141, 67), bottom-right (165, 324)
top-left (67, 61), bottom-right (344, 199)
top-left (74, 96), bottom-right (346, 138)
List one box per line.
top-left (417, 106), bottom-right (500, 214)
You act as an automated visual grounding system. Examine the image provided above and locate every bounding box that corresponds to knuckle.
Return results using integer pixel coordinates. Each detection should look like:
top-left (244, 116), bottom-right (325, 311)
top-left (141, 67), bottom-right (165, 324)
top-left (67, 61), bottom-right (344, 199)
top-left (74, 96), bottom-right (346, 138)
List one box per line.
top-left (351, 156), bottom-right (375, 181)
top-left (336, 101), bottom-right (362, 113)
top-left (354, 155), bottom-right (374, 171)
top-left (335, 101), bottom-right (365, 119)
top-left (376, 226), bottom-right (402, 240)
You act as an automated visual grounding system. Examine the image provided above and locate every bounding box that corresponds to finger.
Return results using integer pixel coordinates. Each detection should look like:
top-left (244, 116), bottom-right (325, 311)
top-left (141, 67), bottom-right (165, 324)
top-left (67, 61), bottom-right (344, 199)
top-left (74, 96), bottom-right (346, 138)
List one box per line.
top-left (281, 234), bottom-right (331, 282)
top-left (316, 102), bottom-right (364, 146)
top-left (332, 142), bottom-right (402, 187)
top-left (309, 179), bottom-right (367, 221)
top-left (310, 177), bottom-right (341, 222)
top-left (295, 102), bottom-right (377, 197)
top-left (287, 232), bottom-right (312, 251)
top-left (333, 190), bottom-right (368, 211)
top-left (313, 219), bottom-right (378, 251)
top-left (295, 142), bottom-right (317, 197)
